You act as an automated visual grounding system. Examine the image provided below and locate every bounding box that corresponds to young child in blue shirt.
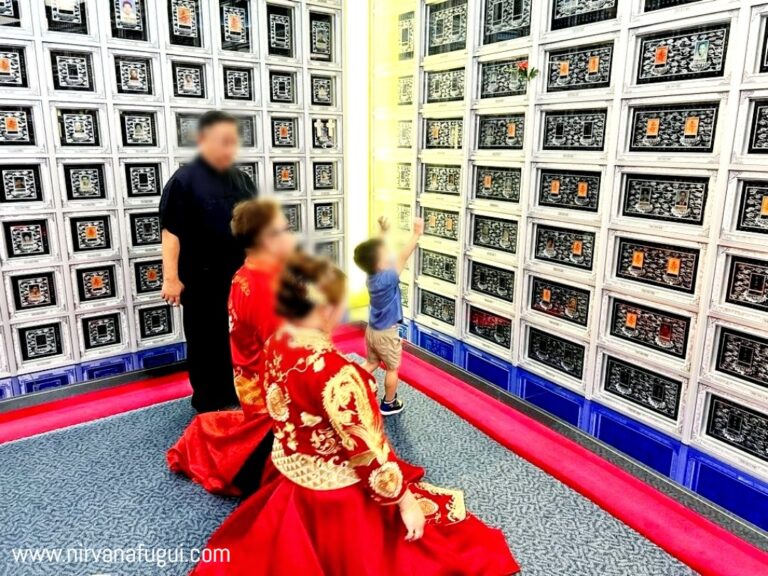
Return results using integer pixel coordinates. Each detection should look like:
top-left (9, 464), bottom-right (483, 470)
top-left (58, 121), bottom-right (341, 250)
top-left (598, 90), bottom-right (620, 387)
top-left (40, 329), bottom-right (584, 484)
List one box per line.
top-left (354, 215), bottom-right (423, 415)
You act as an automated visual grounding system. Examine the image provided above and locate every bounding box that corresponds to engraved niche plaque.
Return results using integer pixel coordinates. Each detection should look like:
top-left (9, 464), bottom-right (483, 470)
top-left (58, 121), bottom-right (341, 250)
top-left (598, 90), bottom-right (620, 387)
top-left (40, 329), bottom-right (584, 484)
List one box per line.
top-left (168, 0), bottom-right (202, 48)
top-left (119, 111), bottom-right (157, 147)
top-left (70, 215), bottom-right (112, 253)
top-left (748, 99), bottom-right (768, 154)
top-left (547, 42), bottom-right (613, 92)
top-left (223, 67), bottom-right (253, 101)
top-left (125, 163), bottom-right (161, 198)
top-left (397, 163), bottom-right (412, 190)
top-left (311, 75), bottom-right (335, 107)
top-left (538, 169), bottom-right (600, 212)
top-left (483, 0), bottom-right (531, 45)
top-left (282, 204), bottom-right (301, 232)
top-left (115, 56), bottom-right (153, 95)
top-left (473, 215), bottom-right (518, 254)
top-left (530, 276), bottom-right (589, 327)
top-left (270, 70), bottom-right (297, 104)
top-left (420, 249), bottom-right (457, 284)
top-left (129, 212), bottom-right (161, 248)
top-left (134, 259), bottom-right (164, 295)
top-left (138, 304), bottom-right (173, 340)
top-left (426, 68), bottom-right (465, 104)
top-left (469, 306), bottom-right (512, 349)
top-left (476, 166), bottom-right (521, 203)
top-left (57, 109), bottom-right (100, 147)
top-left (609, 298), bottom-right (690, 359)
top-left (267, 4), bottom-right (294, 58)
top-left (10, 270), bottom-right (58, 312)
top-left (19, 322), bottom-right (64, 362)
top-left (273, 162), bottom-right (299, 192)
top-left (736, 180), bottom-right (768, 235)
top-left (0, 0), bottom-right (21, 29)
top-left (424, 118), bottom-right (463, 149)
top-left (551, 0), bottom-right (617, 31)
top-left (480, 58), bottom-right (528, 99)
top-left (477, 114), bottom-right (525, 150)
top-left (542, 109), bottom-right (606, 151)
top-left (172, 62), bottom-right (205, 99)
top-left (423, 207), bottom-right (459, 241)
top-left (628, 102), bottom-right (719, 153)
top-left (111, 0), bottom-right (148, 42)
top-left (313, 162), bottom-right (336, 192)
top-left (604, 356), bottom-right (682, 420)
top-left (621, 173), bottom-right (708, 225)
top-left (636, 23), bottom-right (729, 85)
top-left (423, 164), bottom-right (461, 196)
top-left (397, 204), bottom-right (411, 231)
top-left (471, 261), bottom-right (514, 303)
top-left (427, 0), bottom-right (467, 56)
top-left (645, 0), bottom-right (703, 11)
top-left (272, 117), bottom-right (299, 149)
top-left (534, 224), bottom-right (595, 270)
top-left (399, 12), bottom-right (415, 61)
top-left (716, 328), bottom-right (768, 390)
top-left (220, 0), bottom-right (250, 52)
top-left (527, 326), bottom-right (585, 380)
top-left (75, 264), bottom-right (117, 304)
top-left (3, 220), bottom-right (50, 259)
top-left (46, 0), bottom-right (89, 35)
top-left (309, 11), bottom-right (334, 62)
top-left (82, 312), bottom-right (123, 350)
top-left (706, 396), bottom-right (768, 463)
top-left (236, 116), bottom-right (256, 148)
top-left (0, 164), bottom-right (42, 204)
top-left (398, 120), bottom-right (413, 148)
top-left (419, 289), bottom-right (456, 326)
top-left (64, 164), bottom-right (106, 201)
top-left (398, 76), bottom-right (414, 106)
top-left (313, 202), bottom-right (338, 231)
top-left (0, 106), bottom-right (35, 146)
top-left (0, 45), bottom-right (27, 88)
top-left (615, 237), bottom-right (700, 294)
top-left (50, 49), bottom-right (93, 92)
top-left (726, 256), bottom-right (768, 314)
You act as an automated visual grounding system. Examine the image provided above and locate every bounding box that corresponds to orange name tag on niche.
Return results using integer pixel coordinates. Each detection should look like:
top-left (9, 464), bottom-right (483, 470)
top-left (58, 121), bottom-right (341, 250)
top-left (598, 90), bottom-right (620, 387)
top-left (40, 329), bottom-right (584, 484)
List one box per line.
top-left (85, 225), bottom-right (98, 239)
top-left (445, 217), bottom-right (454, 231)
top-left (550, 179), bottom-right (561, 195)
top-left (91, 275), bottom-right (104, 288)
top-left (559, 61), bottom-right (570, 77)
top-left (280, 168), bottom-right (290, 181)
top-left (483, 174), bottom-right (493, 189)
top-left (178, 7), bottom-right (192, 25)
top-left (684, 117), bottom-right (700, 137)
top-left (5, 116), bottom-right (18, 131)
top-left (577, 181), bottom-right (588, 198)
top-left (667, 257), bottom-right (681, 276)
top-left (761, 195), bottom-right (768, 216)
top-left (588, 56), bottom-right (600, 74)
top-left (542, 288), bottom-right (551, 303)
top-left (428, 213), bottom-right (436, 226)
top-left (229, 14), bottom-right (242, 32)
top-left (625, 311), bottom-right (638, 329)
top-left (0, 58), bottom-right (10, 74)
top-left (654, 46), bottom-right (668, 65)
top-left (632, 250), bottom-right (645, 268)
top-left (279, 126), bottom-right (289, 137)
top-left (506, 122), bottom-right (516, 138)
top-left (572, 240), bottom-right (583, 256)
top-left (646, 118), bottom-right (660, 137)
top-left (431, 125), bottom-right (440, 139)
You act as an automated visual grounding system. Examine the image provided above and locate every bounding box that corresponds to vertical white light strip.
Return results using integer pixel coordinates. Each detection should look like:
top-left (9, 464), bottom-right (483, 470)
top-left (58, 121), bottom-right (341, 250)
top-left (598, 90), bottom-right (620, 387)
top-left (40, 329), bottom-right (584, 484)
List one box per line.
top-left (342, 0), bottom-right (371, 302)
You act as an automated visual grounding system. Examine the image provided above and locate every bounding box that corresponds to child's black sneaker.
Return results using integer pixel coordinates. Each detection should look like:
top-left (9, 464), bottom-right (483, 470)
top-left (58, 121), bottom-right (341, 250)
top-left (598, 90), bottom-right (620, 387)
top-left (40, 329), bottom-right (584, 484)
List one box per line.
top-left (380, 395), bottom-right (404, 416)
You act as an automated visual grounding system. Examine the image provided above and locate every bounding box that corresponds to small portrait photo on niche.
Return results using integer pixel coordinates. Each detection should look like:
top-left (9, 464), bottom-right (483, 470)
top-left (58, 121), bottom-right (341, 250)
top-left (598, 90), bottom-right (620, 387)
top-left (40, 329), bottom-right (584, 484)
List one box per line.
top-left (3, 219), bottom-right (50, 259)
top-left (75, 264), bottom-right (118, 303)
top-left (70, 215), bottom-right (112, 253)
top-left (0, 164), bottom-right (42, 204)
top-left (115, 56), bottom-right (152, 95)
top-left (64, 164), bottom-right (106, 201)
top-left (120, 111), bottom-right (157, 147)
top-left (57, 109), bottom-right (100, 147)
top-left (111, 0), bottom-right (148, 41)
top-left (0, 107), bottom-right (35, 146)
top-left (173, 62), bottom-right (205, 98)
top-left (11, 271), bottom-right (58, 311)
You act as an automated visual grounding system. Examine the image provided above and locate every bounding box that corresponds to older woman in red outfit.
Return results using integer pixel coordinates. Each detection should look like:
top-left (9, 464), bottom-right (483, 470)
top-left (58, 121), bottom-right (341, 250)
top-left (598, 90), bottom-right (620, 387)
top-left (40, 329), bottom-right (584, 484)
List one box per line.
top-left (192, 254), bottom-right (519, 576)
top-left (167, 199), bottom-right (296, 496)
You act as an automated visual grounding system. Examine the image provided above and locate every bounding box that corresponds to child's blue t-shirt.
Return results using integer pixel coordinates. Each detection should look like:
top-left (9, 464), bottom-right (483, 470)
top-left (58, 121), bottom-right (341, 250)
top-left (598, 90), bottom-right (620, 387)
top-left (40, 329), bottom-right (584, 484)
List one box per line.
top-left (367, 268), bottom-right (403, 330)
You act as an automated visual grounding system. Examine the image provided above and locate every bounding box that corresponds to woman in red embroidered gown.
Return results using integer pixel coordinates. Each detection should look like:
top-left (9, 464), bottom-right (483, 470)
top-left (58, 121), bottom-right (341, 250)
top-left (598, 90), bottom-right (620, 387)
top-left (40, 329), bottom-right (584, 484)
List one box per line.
top-left (167, 199), bottom-right (296, 496)
top-left (192, 254), bottom-right (519, 575)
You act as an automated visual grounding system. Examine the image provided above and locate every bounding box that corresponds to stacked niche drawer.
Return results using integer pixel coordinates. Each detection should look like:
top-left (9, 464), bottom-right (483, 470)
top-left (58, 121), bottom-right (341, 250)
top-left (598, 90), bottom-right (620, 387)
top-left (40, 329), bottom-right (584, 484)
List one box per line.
top-left (0, 0), bottom-right (345, 393)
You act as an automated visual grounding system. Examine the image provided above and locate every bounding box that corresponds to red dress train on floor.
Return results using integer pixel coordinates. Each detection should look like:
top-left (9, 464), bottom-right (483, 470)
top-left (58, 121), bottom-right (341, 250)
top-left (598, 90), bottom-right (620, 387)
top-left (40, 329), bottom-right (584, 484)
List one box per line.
top-left (167, 258), bottom-right (281, 496)
top-left (192, 326), bottom-right (520, 575)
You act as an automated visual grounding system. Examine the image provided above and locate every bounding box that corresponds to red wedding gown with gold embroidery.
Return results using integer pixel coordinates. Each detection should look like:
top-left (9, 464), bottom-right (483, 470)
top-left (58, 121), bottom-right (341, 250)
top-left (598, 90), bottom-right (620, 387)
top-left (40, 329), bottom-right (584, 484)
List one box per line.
top-left (191, 326), bottom-right (520, 575)
top-left (167, 258), bottom-right (281, 496)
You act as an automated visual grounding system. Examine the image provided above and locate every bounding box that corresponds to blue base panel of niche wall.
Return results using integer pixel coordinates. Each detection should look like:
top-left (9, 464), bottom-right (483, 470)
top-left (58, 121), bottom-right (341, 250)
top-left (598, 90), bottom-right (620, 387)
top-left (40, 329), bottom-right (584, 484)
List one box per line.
top-left (412, 322), bottom-right (768, 534)
top-left (1, 344), bottom-right (186, 400)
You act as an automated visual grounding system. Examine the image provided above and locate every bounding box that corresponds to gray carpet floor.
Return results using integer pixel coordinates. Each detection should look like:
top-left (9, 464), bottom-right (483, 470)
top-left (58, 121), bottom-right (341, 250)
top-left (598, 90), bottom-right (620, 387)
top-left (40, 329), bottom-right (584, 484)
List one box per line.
top-left (0, 367), bottom-right (698, 575)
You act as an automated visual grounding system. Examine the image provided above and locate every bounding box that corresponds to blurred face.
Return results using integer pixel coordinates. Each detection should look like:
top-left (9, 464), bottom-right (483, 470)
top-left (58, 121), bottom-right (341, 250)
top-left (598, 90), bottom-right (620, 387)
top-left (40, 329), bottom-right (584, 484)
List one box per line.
top-left (375, 243), bottom-right (389, 272)
top-left (198, 121), bottom-right (240, 171)
top-left (260, 211), bottom-right (297, 261)
top-left (319, 298), bottom-right (348, 332)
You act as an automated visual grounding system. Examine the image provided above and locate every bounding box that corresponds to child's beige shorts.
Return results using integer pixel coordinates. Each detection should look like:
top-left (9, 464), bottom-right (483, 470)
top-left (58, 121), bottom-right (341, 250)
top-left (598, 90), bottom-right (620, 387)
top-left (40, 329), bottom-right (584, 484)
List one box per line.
top-left (365, 326), bottom-right (402, 370)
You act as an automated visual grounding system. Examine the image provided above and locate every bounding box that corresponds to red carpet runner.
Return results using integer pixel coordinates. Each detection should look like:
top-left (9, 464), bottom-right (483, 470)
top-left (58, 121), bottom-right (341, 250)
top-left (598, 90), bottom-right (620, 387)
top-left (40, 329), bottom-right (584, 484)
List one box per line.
top-left (1, 325), bottom-right (766, 576)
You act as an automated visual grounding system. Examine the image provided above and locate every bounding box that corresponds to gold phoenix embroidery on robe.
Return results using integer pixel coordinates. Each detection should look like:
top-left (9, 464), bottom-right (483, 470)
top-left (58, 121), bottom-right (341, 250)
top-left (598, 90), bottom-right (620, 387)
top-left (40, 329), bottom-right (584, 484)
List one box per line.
top-left (322, 365), bottom-right (403, 500)
top-left (234, 370), bottom-right (266, 413)
top-left (271, 437), bottom-right (359, 491)
top-left (266, 383), bottom-right (291, 422)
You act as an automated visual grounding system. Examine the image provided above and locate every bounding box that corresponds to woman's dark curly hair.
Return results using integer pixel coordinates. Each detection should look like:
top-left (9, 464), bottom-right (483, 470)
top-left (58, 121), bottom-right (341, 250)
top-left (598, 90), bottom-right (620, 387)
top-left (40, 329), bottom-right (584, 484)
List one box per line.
top-left (276, 252), bottom-right (346, 320)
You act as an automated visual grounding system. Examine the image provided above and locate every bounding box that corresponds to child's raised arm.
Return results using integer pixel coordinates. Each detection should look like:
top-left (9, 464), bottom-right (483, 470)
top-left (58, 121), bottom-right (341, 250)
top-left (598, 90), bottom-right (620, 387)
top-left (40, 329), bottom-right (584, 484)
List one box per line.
top-left (396, 218), bottom-right (423, 274)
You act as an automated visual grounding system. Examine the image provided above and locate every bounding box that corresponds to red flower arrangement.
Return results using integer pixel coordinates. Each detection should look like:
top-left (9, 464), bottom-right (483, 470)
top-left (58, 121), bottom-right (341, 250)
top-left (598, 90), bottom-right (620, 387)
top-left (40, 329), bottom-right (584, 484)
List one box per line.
top-left (515, 60), bottom-right (539, 83)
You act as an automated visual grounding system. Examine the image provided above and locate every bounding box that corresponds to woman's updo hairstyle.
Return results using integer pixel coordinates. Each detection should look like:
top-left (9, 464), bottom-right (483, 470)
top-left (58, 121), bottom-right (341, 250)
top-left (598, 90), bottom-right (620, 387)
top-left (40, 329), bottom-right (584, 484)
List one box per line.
top-left (231, 198), bottom-right (280, 251)
top-left (276, 252), bottom-right (346, 320)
